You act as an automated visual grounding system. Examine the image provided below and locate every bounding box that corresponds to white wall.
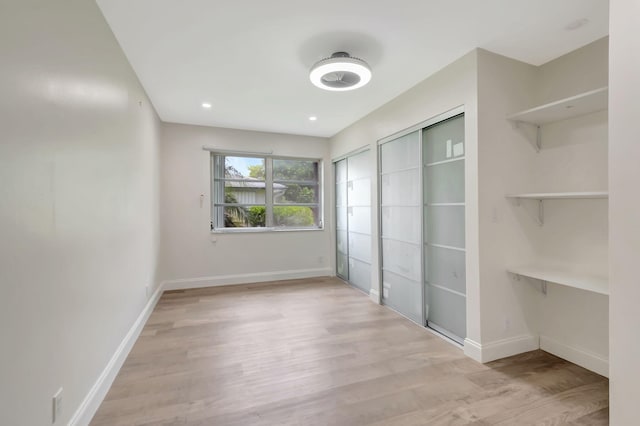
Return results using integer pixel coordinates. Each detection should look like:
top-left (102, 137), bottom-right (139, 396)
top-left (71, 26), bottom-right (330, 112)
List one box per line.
top-left (0, 1), bottom-right (161, 425)
top-left (159, 123), bottom-right (332, 288)
top-left (537, 38), bottom-right (609, 105)
top-left (329, 51), bottom-right (481, 350)
top-left (609, 0), bottom-right (640, 423)
top-left (476, 49), bottom-right (541, 359)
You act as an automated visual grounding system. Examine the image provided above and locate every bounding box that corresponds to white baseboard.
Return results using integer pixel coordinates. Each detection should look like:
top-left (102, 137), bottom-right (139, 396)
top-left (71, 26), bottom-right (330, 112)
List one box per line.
top-left (369, 288), bottom-right (380, 304)
top-left (68, 284), bottom-right (164, 426)
top-left (464, 334), bottom-right (539, 363)
top-left (540, 335), bottom-right (609, 377)
top-left (162, 267), bottom-right (333, 291)
top-left (463, 338), bottom-right (483, 362)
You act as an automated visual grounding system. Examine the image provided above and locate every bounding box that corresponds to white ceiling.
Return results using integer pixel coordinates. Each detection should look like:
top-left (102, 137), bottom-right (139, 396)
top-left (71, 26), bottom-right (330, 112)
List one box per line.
top-left (96, 0), bottom-right (608, 138)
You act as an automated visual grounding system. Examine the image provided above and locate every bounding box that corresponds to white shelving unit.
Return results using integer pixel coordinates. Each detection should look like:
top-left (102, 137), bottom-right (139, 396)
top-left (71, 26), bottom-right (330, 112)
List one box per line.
top-left (504, 75), bottom-right (609, 376)
top-left (507, 87), bottom-right (608, 151)
top-left (508, 265), bottom-right (608, 296)
top-left (506, 89), bottom-right (609, 292)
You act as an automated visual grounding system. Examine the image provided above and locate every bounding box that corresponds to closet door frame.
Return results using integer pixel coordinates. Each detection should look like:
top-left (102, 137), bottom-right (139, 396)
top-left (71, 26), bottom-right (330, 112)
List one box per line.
top-left (377, 105), bottom-right (465, 329)
top-left (333, 145), bottom-right (371, 288)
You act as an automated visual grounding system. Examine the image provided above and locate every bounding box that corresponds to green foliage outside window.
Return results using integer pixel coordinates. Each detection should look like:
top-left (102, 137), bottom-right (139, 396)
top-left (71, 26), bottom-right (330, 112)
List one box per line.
top-left (274, 206), bottom-right (314, 226)
top-left (224, 190), bottom-right (249, 227)
top-left (246, 206), bottom-right (314, 227)
top-left (248, 206), bottom-right (266, 227)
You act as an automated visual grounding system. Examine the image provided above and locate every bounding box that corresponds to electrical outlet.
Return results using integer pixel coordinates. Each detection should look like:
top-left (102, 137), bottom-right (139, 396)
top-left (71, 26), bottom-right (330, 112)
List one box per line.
top-left (52, 388), bottom-right (63, 423)
top-left (318, 256), bottom-right (324, 264)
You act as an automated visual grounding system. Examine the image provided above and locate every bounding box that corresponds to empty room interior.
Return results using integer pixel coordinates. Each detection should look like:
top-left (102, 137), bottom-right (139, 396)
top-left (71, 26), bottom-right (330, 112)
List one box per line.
top-left (2, 1), bottom-right (639, 425)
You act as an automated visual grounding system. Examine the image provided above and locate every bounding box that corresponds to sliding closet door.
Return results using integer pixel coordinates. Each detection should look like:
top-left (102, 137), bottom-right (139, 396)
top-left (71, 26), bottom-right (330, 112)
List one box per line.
top-left (379, 131), bottom-right (423, 323)
top-left (346, 150), bottom-right (372, 292)
top-left (334, 150), bottom-right (372, 292)
top-left (423, 114), bottom-right (466, 343)
top-left (335, 159), bottom-right (349, 280)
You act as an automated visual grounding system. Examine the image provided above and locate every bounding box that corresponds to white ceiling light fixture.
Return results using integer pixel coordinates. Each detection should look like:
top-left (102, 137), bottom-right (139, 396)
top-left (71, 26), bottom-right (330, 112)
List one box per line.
top-left (309, 116), bottom-right (317, 121)
top-left (201, 102), bottom-right (212, 109)
top-left (309, 52), bottom-right (371, 92)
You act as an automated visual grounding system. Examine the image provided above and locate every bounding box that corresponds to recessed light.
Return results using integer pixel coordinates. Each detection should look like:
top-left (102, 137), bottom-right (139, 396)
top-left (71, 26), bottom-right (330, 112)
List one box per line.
top-left (565, 18), bottom-right (589, 31)
top-left (309, 116), bottom-right (317, 121)
top-left (201, 102), bottom-right (212, 109)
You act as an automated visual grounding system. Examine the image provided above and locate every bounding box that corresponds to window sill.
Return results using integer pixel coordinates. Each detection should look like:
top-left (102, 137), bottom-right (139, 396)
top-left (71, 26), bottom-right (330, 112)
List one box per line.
top-left (211, 227), bottom-right (324, 234)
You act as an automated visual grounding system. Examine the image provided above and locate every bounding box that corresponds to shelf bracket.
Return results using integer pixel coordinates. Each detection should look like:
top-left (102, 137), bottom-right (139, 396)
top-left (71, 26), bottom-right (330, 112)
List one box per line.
top-left (510, 197), bottom-right (544, 225)
top-left (512, 121), bottom-right (541, 152)
top-left (537, 199), bottom-right (544, 226)
top-left (513, 273), bottom-right (547, 295)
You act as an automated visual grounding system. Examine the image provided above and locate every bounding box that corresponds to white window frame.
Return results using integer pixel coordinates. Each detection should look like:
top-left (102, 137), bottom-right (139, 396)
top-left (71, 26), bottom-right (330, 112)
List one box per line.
top-left (210, 152), bottom-right (323, 233)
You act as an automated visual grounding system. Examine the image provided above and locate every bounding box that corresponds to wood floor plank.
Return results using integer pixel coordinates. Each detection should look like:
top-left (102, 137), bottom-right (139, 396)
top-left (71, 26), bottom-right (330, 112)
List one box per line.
top-left (91, 277), bottom-right (608, 425)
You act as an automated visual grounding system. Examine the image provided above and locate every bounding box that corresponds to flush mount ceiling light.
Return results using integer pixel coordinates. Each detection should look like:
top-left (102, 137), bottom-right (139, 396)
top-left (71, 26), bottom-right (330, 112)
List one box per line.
top-left (309, 52), bottom-right (371, 91)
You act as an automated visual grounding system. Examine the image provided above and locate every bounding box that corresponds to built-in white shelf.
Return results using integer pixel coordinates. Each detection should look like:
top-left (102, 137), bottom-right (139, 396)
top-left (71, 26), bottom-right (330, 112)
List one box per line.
top-left (506, 191), bottom-right (608, 201)
top-left (506, 192), bottom-right (608, 224)
top-left (507, 87), bottom-right (608, 125)
top-left (508, 264), bottom-right (608, 296)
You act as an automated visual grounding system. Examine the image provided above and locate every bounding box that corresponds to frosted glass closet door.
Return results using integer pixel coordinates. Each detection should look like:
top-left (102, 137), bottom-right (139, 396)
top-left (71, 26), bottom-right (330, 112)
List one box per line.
top-left (335, 159), bottom-right (348, 280)
top-left (335, 151), bottom-right (372, 291)
top-left (346, 150), bottom-right (372, 293)
top-left (423, 115), bottom-right (466, 343)
top-left (380, 131), bottom-right (422, 323)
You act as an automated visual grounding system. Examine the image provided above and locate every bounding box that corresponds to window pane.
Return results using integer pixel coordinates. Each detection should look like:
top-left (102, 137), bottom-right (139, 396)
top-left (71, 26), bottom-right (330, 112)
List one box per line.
top-left (424, 160), bottom-right (464, 204)
top-left (348, 232), bottom-right (371, 263)
top-left (380, 131), bottom-right (420, 173)
top-left (347, 178), bottom-right (370, 207)
top-left (214, 205), bottom-right (266, 228)
top-left (381, 168), bottom-right (420, 206)
top-left (223, 156), bottom-right (265, 179)
top-left (425, 205), bottom-right (465, 248)
top-left (336, 183), bottom-right (347, 207)
top-left (336, 252), bottom-right (348, 279)
top-left (423, 115), bottom-right (465, 164)
top-left (224, 181), bottom-right (267, 204)
top-left (349, 257), bottom-right (371, 293)
top-left (335, 159), bottom-right (347, 184)
top-left (425, 245), bottom-right (466, 295)
top-left (273, 159), bottom-right (318, 181)
top-left (273, 183), bottom-right (318, 204)
top-left (273, 206), bottom-right (319, 227)
top-left (336, 206), bottom-right (347, 230)
top-left (381, 206), bottom-right (421, 244)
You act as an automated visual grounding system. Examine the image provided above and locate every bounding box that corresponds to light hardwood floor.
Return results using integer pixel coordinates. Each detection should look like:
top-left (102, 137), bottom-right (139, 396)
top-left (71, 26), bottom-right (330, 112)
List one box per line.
top-left (91, 277), bottom-right (608, 425)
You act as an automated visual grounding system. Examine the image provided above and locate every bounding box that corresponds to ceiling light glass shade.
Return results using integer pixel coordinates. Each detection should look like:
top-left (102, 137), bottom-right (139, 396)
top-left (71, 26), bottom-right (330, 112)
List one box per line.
top-left (309, 52), bottom-right (371, 91)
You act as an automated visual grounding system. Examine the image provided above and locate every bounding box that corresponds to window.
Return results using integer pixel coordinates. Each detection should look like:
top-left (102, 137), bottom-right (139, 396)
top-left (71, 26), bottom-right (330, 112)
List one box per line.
top-left (211, 153), bottom-right (322, 231)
